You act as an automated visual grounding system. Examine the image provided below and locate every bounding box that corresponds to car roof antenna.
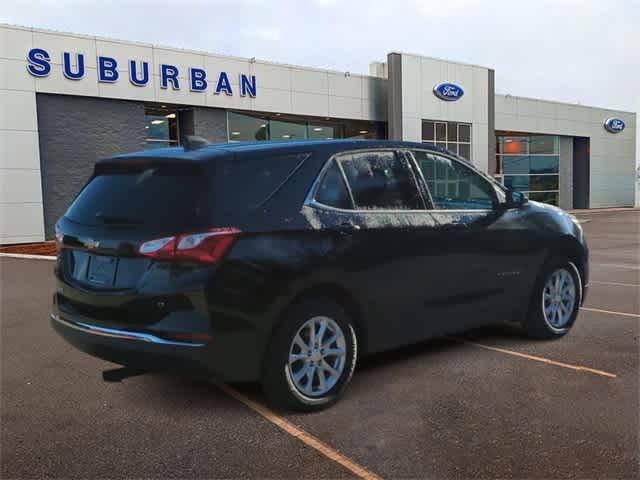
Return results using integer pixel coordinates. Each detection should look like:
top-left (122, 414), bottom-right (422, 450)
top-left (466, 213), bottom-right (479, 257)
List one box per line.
top-left (183, 135), bottom-right (210, 151)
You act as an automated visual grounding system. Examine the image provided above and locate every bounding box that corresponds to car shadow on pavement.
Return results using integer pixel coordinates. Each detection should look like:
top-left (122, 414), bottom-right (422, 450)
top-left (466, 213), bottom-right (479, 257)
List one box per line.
top-left (357, 321), bottom-right (527, 373)
top-left (462, 321), bottom-right (556, 345)
top-left (356, 337), bottom-right (463, 372)
top-left (116, 371), bottom-right (252, 411)
top-left (124, 322), bottom-right (532, 413)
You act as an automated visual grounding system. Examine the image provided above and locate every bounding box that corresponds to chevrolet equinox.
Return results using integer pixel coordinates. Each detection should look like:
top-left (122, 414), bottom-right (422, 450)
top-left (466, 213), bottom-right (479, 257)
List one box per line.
top-left (51, 139), bottom-right (588, 411)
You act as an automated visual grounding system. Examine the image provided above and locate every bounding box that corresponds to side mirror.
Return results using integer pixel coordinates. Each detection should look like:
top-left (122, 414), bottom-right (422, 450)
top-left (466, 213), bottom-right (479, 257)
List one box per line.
top-left (504, 189), bottom-right (528, 208)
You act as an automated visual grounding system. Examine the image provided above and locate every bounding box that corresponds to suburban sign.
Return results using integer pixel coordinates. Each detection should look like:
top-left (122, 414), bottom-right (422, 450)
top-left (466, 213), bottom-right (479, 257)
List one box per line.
top-left (603, 117), bottom-right (625, 134)
top-left (26, 47), bottom-right (257, 97)
top-left (433, 82), bottom-right (464, 101)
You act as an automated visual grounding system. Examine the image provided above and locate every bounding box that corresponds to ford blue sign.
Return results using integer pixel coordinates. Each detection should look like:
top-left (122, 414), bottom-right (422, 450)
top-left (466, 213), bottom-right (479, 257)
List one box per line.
top-left (433, 82), bottom-right (464, 101)
top-left (604, 117), bottom-right (625, 134)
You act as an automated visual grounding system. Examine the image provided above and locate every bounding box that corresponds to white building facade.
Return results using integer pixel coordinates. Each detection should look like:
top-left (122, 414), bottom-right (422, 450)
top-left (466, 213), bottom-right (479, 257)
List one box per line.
top-left (0, 24), bottom-right (637, 243)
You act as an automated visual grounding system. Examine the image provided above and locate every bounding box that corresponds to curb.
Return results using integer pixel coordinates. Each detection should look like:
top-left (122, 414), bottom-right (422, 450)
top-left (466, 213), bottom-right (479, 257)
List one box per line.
top-left (0, 253), bottom-right (56, 261)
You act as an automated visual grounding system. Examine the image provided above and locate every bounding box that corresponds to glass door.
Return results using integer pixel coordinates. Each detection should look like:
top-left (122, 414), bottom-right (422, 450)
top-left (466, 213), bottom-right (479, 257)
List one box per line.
top-left (144, 107), bottom-right (179, 149)
top-left (496, 135), bottom-right (560, 205)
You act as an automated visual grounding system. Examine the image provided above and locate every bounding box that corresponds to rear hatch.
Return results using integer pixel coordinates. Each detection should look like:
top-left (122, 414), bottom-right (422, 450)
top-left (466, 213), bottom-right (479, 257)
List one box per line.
top-left (55, 158), bottom-right (209, 322)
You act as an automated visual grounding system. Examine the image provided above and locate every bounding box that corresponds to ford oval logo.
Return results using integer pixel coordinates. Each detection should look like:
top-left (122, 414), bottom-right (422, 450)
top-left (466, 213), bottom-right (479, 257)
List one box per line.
top-left (433, 82), bottom-right (464, 101)
top-left (604, 117), bottom-right (625, 133)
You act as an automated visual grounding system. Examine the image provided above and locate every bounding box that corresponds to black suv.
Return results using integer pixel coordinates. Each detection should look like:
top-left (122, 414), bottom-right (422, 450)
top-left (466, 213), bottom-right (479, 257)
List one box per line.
top-left (52, 139), bottom-right (588, 411)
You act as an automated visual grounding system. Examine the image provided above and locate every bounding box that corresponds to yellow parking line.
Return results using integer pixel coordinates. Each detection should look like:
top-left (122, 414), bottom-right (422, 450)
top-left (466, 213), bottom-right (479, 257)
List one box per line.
top-left (592, 263), bottom-right (640, 271)
top-left (218, 383), bottom-right (383, 480)
top-left (581, 306), bottom-right (640, 318)
top-left (590, 280), bottom-right (640, 288)
top-left (449, 338), bottom-right (617, 379)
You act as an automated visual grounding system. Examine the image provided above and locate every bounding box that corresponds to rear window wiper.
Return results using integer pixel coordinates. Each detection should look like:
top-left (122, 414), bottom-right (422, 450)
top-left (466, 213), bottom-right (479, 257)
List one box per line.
top-left (95, 212), bottom-right (142, 225)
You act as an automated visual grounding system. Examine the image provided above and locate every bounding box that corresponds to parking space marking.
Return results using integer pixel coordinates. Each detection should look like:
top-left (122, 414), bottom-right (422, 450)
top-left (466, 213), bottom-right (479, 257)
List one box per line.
top-left (581, 307), bottom-right (640, 318)
top-left (591, 253), bottom-right (640, 263)
top-left (218, 383), bottom-right (383, 480)
top-left (592, 263), bottom-right (640, 270)
top-left (590, 280), bottom-right (640, 288)
top-left (450, 338), bottom-right (617, 378)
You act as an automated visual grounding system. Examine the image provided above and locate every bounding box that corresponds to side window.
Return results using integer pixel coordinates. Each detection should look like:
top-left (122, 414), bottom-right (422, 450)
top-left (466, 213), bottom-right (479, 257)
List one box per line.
top-left (314, 159), bottom-right (352, 209)
top-left (339, 151), bottom-right (423, 210)
top-left (412, 150), bottom-right (496, 210)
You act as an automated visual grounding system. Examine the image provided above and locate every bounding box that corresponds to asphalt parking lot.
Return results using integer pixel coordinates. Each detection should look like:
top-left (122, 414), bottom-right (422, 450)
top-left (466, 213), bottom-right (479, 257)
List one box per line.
top-left (1, 210), bottom-right (638, 479)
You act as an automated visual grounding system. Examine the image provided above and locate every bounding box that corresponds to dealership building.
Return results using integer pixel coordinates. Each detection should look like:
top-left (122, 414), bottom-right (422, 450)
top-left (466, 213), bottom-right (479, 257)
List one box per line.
top-left (0, 23), bottom-right (637, 244)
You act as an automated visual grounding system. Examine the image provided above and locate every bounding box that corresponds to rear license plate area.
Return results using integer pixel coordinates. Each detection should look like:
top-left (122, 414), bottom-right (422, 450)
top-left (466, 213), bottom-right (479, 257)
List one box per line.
top-left (87, 255), bottom-right (117, 286)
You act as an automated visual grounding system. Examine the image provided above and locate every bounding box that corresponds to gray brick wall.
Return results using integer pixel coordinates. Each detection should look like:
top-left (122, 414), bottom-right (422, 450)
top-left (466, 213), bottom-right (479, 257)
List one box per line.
top-left (36, 94), bottom-right (146, 239)
top-left (193, 107), bottom-right (228, 143)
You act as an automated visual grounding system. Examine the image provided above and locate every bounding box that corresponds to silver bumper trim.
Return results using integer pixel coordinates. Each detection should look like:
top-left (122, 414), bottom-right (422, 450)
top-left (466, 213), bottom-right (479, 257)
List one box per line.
top-left (50, 313), bottom-right (206, 347)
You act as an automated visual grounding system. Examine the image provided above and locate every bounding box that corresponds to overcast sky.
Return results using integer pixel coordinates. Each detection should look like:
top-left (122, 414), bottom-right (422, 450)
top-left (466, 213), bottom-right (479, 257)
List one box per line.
top-left (3, 0), bottom-right (638, 161)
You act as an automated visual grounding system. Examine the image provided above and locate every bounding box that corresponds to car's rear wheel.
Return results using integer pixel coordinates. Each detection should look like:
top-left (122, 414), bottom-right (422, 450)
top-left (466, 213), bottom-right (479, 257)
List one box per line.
top-left (525, 258), bottom-right (582, 339)
top-left (262, 298), bottom-right (357, 412)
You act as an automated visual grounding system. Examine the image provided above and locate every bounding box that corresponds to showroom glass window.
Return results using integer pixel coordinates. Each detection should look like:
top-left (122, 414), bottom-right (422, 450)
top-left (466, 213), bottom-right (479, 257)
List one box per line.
top-left (422, 120), bottom-right (472, 161)
top-left (228, 111), bottom-right (384, 142)
top-left (144, 107), bottom-right (179, 149)
top-left (227, 112), bottom-right (269, 141)
top-left (496, 135), bottom-right (559, 205)
top-left (412, 150), bottom-right (495, 210)
top-left (338, 151), bottom-right (422, 210)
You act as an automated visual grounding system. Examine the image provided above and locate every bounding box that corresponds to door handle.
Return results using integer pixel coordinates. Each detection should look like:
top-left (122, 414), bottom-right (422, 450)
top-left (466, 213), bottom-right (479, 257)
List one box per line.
top-left (335, 223), bottom-right (361, 235)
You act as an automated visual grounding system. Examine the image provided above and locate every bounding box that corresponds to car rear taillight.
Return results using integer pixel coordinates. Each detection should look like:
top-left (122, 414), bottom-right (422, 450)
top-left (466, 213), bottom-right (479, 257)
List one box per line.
top-left (138, 228), bottom-right (241, 263)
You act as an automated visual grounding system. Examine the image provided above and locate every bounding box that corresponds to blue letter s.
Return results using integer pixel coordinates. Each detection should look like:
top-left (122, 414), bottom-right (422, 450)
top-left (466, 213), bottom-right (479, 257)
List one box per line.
top-left (26, 48), bottom-right (51, 77)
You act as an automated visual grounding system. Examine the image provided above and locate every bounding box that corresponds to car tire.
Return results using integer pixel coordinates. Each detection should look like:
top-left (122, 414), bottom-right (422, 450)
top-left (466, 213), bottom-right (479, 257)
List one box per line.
top-left (525, 258), bottom-right (582, 339)
top-left (262, 297), bottom-right (358, 412)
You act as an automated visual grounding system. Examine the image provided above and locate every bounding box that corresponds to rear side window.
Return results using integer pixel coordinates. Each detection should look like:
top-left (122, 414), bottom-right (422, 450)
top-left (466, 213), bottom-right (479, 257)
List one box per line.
top-left (314, 159), bottom-right (352, 209)
top-left (213, 152), bottom-right (309, 212)
top-left (65, 168), bottom-right (207, 230)
top-left (338, 151), bottom-right (422, 210)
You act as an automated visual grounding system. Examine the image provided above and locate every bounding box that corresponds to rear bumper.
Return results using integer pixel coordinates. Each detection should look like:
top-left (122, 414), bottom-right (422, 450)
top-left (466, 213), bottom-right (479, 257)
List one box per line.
top-left (51, 307), bottom-right (264, 382)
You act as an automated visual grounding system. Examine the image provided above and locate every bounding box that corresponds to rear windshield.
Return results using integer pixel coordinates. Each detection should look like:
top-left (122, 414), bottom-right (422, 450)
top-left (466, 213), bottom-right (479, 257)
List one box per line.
top-left (65, 168), bottom-right (207, 230)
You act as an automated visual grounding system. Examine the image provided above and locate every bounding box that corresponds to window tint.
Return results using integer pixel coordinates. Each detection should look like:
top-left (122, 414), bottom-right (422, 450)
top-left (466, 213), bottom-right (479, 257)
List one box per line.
top-left (413, 151), bottom-right (495, 210)
top-left (314, 159), bottom-right (352, 209)
top-left (65, 169), bottom-right (207, 229)
top-left (214, 153), bottom-right (309, 211)
top-left (339, 151), bottom-right (422, 210)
